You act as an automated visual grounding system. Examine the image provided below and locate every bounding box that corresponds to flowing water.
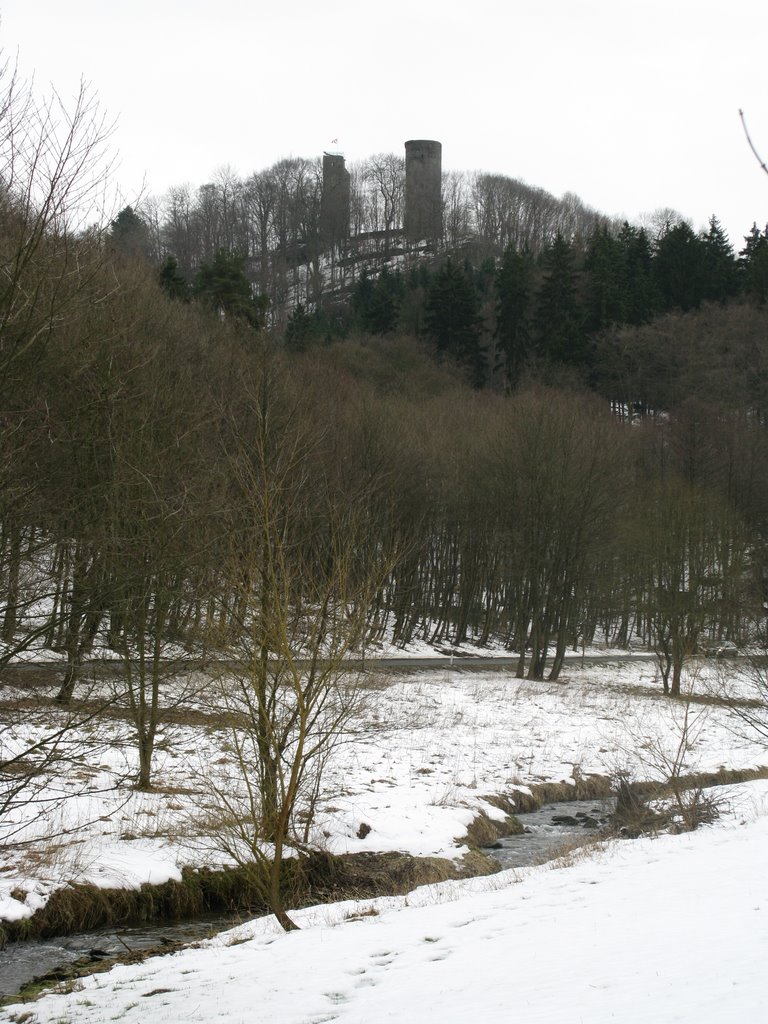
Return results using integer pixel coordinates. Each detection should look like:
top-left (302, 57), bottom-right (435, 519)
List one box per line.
top-left (0, 912), bottom-right (249, 998)
top-left (485, 798), bottom-right (613, 870)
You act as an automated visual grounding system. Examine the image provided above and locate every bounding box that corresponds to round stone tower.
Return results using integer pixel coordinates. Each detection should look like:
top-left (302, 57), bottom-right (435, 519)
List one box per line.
top-left (404, 139), bottom-right (442, 242)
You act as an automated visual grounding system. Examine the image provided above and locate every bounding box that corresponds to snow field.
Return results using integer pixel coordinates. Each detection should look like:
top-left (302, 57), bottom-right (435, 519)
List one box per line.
top-left (2, 659), bottom-right (766, 923)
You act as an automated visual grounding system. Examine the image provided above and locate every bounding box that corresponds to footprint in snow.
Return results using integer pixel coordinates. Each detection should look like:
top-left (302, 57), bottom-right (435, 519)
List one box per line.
top-left (324, 991), bottom-right (350, 1005)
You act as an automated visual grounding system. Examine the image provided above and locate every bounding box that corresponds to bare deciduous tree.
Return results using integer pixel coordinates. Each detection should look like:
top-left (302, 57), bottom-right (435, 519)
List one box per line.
top-left (202, 350), bottom-right (397, 930)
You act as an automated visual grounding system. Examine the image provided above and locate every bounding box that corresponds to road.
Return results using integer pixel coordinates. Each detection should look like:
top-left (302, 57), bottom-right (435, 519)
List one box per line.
top-left (2, 650), bottom-right (662, 682)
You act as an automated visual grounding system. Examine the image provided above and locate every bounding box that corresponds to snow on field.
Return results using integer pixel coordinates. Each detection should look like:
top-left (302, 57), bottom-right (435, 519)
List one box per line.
top-left (1, 658), bottom-right (766, 925)
top-left (4, 779), bottom-right (768, 1024)
top-left (2, 658), bottom-right (767, 1021)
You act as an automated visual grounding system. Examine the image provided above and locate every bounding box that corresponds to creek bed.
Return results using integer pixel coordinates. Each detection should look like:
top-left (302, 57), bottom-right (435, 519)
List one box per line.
top-left (485, 798), bottom-right (614, 870)
top-left (0, 911), bottom-right (248, 999)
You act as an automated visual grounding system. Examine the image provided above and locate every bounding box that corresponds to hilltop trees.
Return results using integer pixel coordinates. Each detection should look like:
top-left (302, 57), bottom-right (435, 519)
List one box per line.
top-left (495, 245), bottom-right (533, 388)
top-left (535, 233), bottom-right (586, 366)
top-left (110, 205), bottom-right (150, 258)
top-left (701, 217), bottom-right (740, 303)
top-left (425, 260), bottom-right (485, 387)
top-left (193, 249), bottom-right (268, 327)
top-left (740, 224), bottom-right (768, 302)
top-left (158, 254), bottom-right (189, 301)
top-left (351, 266), bottom-right (405, 335)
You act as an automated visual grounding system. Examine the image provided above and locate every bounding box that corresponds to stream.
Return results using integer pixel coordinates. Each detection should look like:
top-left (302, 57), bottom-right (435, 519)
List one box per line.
top-left (0, 911), bottom-right (248, 999)
top-left (0, 799), bottom-right (614, 1000)
top-left (485, 798), bottom-right (613, 870)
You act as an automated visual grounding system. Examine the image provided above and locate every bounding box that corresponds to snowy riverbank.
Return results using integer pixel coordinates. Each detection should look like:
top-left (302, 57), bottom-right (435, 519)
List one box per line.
top-left (4, 777), bottom-right (767, 1023)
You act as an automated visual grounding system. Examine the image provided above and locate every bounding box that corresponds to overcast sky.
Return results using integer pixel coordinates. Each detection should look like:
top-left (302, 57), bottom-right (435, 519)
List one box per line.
top-left (2, 0), bottom-right (767, 245)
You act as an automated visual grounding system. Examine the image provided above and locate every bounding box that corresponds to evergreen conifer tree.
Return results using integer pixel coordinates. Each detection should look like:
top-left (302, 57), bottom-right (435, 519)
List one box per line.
top-left (618, 223), bottom-right (658, 325)
top-left (110, 205), bottom-right (150, 259)
top-left (425, 259), bottom-right (485, 387)
top-left (495, 244), bottom-right (533, 388)
top-left (367, 267), bottom-right (405, 334)
top-left (701, 216), bottom-right (739, 303)
top-left (285, 303), bottom-right (315, 351)
top-left (584, 225), bottom-right (625, 333)
top-left (534, 233), bottom-right (586, 365)
top-left (654, 221), bottom-right (707, 312)
top-left (351, 269), bottom-right (375, 326)
top-left (158, 255), bottom-right (190, 302)
top-left (739, 223), bottom-right (768, 303)
top-left (192, 250), bottom-right (267, 327)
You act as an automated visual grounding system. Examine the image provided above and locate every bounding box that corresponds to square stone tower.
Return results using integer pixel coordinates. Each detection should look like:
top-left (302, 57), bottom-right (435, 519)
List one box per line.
top-left (321, 152), bottom-right (350, 249)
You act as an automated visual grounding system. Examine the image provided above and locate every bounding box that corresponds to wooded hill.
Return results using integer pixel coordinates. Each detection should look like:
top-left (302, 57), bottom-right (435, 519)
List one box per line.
top-left (3, 66), bottom-right (768, 721)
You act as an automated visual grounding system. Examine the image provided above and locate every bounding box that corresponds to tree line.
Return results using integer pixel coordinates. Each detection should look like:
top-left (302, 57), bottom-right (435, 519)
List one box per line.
top-left (5, 61), bottom-right (768, 930)
top-left (284, 215), bottom-right (767, 396)
top-left (3, 57), bottom-right (768, 722)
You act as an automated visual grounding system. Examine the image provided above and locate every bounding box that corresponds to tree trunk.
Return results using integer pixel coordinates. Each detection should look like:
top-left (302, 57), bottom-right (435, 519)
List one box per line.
top-left (269, 832), bottom-right (298, 931)
top-left (2, 523), bottom-right (22, 643)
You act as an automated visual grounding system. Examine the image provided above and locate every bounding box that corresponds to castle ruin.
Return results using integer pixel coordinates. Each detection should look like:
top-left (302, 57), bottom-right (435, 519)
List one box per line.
top-left (320, 139), bottom-right (443, 247)
top-left (320, 151), bottom-right (351, 250)
top-left (404, 139), bottom-right (442, 243)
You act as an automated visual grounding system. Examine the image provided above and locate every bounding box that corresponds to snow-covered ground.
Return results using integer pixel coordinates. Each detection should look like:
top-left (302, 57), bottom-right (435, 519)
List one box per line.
top-left (1, 656), bottom-right (767, 1021)
top-left (1, 658), bottom-right (766, 921)
top-left (4, 780), bottom-right (768, 1024)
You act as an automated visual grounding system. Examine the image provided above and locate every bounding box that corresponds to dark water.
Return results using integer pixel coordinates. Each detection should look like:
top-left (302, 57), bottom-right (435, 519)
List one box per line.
top-left (485, 798), bottom-right (613, 870)
top-left (0, 912), bottom-right (249, 999)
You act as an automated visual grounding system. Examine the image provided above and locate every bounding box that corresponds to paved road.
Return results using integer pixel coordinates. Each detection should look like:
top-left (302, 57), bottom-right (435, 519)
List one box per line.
top-left (346, 651), bottom-right (661, 672)
top-left (2, 650), bottom-right (663, 680)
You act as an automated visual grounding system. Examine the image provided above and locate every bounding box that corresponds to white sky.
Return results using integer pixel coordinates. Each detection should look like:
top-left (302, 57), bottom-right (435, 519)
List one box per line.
top-left (1, 0), bottom-right (767, 245)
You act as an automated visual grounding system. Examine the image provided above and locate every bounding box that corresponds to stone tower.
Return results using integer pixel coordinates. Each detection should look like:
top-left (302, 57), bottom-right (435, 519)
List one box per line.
top-left (404, 139), bottom-right (442, 242)
top-left (321, 152), bottom-right (350, 249)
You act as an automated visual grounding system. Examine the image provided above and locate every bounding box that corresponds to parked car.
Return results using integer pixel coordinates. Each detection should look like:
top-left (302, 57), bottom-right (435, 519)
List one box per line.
top-left (698, 639), bottom-right (739, 658)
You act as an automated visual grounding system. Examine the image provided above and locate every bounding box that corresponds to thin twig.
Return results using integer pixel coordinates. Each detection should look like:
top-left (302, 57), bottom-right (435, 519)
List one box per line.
top-left (739, 109), bottom-right (768, 176)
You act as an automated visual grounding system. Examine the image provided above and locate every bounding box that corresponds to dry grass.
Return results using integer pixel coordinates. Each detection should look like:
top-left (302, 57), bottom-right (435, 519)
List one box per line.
top-left (539, 831), bottom-right (611, 870)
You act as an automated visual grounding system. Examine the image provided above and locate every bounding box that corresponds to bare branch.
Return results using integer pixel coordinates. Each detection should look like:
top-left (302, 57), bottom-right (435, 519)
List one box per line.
top-left (739, 109), bottom-right (768, 177)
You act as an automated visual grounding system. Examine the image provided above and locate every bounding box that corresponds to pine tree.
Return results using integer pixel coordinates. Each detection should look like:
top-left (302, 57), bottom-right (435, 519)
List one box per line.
top-left (701, 216), bottom-right (739, 303)
top-left (654, 221), bottom-right (707, 312)
top-left (285, 303), bottom-right (314, 351)
top-left (367, 267), bottom-right (405, 334)
top-left (425, 259), bottom-right (485, 387)
top-left (618, 223), bottom-right (658, 325)
top-left (495, 244), bottom-right (533, 388)
top-left (351, 269), bottom-right (375, 326)
top-left (351, 268), bottom-right (405, 334)
top-left (158, 255), bottom-right (189, 302)
top-left (739, 223), bottom-right (768, 303)
top-left (110, 205), bottom-right (150, 259)
top-left (584, 225), bottom-right (625, 333)
top-left (535, 233), bottom-right (586, 365)
top-left (192, 250), bottom-right (267, 327)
